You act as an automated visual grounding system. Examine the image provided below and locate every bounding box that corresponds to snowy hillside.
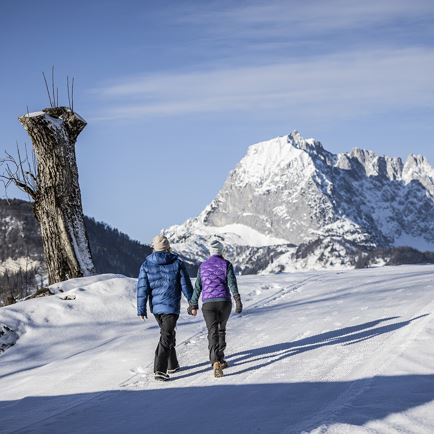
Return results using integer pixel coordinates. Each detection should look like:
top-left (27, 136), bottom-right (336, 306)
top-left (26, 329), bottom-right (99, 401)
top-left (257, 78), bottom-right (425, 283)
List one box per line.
top-left (164, 131), bottom-right (434, 272)
top-left (0, 199), bottom-right (152, 305)
top-left (1, 266), bottom-right (434, 433)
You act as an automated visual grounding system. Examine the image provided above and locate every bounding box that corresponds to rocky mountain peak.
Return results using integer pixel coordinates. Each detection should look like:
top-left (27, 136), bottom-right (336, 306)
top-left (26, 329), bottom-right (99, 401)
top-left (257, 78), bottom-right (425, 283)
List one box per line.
top-left (287, 130), bottom-right (323, 154)
top-left (403, 153), bottom-right (434, 195)
top-left (165, 131), bottom-right (434, 273)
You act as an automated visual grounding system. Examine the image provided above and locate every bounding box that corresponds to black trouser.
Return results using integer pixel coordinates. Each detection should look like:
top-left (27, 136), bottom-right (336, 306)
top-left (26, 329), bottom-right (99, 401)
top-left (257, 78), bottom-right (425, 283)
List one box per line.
top-left (202, 301), bottom-right (232, 365)
top-left (154, 313), bottom-right (179, 373)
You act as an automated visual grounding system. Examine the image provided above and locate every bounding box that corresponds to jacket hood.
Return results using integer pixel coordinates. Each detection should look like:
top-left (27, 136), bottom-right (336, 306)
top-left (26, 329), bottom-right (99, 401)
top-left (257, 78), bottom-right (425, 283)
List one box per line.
top-left (147, 251), bottom-right (178, 265)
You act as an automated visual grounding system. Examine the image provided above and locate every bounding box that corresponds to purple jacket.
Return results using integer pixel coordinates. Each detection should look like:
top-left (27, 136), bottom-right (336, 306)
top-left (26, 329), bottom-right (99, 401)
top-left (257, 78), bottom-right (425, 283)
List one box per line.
top-left (199, 255), bottom-right (231, 301)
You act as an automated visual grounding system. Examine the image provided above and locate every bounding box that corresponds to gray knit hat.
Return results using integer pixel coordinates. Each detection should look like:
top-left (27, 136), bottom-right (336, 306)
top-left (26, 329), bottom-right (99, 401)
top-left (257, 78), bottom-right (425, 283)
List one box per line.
top-left (209, 239), bottom-right (224, 256)
top-left (152, 235), bottom-right (170, 252)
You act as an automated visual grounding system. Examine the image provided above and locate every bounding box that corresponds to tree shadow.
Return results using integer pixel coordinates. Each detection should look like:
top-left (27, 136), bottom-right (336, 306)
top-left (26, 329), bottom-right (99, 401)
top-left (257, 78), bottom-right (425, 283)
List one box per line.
top-left (1, 374), bottom-right (434, 433)
top-left (224, 315), bottom-right (428, 377)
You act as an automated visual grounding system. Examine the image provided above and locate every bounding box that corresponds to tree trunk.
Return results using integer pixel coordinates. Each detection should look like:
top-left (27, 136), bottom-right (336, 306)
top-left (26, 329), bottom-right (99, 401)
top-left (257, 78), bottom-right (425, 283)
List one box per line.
top-left (19, 107), bottom-right (95, 284)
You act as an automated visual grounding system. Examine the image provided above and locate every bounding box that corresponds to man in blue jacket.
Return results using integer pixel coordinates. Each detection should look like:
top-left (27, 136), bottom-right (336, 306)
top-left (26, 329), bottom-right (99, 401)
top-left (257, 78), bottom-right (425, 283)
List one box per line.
top-left (137, 235), bottom-right (193, 381)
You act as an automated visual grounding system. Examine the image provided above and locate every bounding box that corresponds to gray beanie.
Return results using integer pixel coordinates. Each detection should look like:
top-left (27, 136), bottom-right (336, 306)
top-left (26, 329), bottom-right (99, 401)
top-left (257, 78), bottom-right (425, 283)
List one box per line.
top-left (209, 239), bottom-right (224, 256)
top-left (153, 235), bottom-right (170, 252)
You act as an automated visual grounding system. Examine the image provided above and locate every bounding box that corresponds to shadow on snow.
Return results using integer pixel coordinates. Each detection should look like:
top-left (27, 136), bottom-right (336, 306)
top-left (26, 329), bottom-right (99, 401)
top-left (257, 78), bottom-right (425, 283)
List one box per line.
top-left (1, 315), bottom-right (433, 433)
top-left (174, 315), bottom-right (427, 380)
top-left (1, 374), bottom-right (434, 433)
top-left (225, 315), bottom-right (427, 376)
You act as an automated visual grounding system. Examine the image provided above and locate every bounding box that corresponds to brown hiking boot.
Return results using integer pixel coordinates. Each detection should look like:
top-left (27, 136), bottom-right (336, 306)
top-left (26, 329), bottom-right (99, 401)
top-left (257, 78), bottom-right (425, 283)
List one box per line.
top-left (213, 361), bottom-right (224, 378)
top-left (220, 360), bottom-right (228, 369)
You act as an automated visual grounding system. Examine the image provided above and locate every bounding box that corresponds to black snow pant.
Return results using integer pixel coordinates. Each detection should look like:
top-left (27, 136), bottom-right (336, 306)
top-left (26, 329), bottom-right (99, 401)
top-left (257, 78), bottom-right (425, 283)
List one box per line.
top-left (202, 301), bottom-right (232, 365)
top-left (154, 313), bottom-right (179, 373)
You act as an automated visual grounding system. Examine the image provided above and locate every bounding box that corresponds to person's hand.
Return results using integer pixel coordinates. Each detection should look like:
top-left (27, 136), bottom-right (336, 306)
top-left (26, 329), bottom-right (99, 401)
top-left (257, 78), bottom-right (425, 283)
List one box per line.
top-left (234, 294), bottom-right (243, 314)
top-left (187, 305), bottom-right (198, 316)
top-left (139, 314), bottom-right (147, 320)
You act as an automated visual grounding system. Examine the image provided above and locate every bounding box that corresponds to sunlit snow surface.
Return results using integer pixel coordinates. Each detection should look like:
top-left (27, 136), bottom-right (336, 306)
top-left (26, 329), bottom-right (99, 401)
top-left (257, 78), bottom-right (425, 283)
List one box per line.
top-left (1, 267), bottom-right (434, 433)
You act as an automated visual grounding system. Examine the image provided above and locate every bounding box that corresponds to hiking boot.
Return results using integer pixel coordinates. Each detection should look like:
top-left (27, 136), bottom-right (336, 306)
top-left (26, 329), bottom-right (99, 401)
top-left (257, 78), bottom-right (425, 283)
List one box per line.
top-left (213, 361), bottom-right (224, 378)
top-left (167, 366), bottom-right (180, 374)
top-left (154, 371), bottom-right (170, 381)
top-left (220, 360), bottom-right (229, 369)
top-left (210, 360), bottom-right (228, 369)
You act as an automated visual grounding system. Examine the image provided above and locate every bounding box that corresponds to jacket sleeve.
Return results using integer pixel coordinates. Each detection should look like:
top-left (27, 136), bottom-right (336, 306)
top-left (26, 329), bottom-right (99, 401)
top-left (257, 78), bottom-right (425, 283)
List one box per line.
top-left (189, 269), bottom-right (203, 307)
top-left (179, 261), bottom-right (194, 302)
top-left (227, 262), bottom-right (240, 297)
top-left (137, 264), bottom-right (150, 316)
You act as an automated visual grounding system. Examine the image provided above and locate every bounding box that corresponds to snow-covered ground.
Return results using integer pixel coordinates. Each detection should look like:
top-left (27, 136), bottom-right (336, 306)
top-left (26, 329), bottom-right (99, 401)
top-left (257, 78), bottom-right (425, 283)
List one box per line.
top-left (1, 266), bottom-right (434, 433)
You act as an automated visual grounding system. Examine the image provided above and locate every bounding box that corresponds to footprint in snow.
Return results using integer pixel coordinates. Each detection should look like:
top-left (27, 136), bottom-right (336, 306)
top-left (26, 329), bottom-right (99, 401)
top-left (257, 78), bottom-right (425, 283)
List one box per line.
top-left (130, 366), bottom-right (146, 375)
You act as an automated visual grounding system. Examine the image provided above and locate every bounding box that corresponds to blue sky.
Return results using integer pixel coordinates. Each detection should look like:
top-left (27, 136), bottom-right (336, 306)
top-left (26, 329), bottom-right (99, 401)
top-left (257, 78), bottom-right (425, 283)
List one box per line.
top-left (1, 0), bottom-right (434, 243)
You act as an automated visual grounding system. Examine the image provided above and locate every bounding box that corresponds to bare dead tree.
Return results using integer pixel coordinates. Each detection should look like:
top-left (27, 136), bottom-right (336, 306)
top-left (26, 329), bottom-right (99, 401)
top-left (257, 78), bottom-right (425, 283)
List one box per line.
top-left (16, 106), bottom-right (95, 284)
top-left (1, 73), bottom-right (95, 284)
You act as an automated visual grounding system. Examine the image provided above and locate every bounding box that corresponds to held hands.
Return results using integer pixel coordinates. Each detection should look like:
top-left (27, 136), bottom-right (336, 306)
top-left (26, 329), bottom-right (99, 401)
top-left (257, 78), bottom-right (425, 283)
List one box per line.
top-left (187, 305), bottom-right (198, 316)
top-left (234, 294), bottom-right (243, 314)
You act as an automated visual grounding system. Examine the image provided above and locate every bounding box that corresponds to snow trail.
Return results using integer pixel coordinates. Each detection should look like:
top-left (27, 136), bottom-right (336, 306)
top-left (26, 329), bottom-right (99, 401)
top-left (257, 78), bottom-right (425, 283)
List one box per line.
top-left (119, 272), bottom-right (320, 388)
top-left (1, 266), bottom-right (434, 433)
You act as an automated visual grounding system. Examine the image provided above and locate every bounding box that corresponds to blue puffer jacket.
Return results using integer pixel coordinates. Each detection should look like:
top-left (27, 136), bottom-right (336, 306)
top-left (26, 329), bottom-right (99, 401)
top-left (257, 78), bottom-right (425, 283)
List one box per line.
top-left (137, 251), bottom-right (193, 316)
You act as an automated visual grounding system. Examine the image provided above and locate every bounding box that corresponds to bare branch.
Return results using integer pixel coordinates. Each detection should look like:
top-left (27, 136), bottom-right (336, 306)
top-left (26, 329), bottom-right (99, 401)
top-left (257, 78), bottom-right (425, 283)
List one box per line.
top-left (0, 144), bottom-right (38, 200)
top-left (71, 76), bottom-right (75, 112)
top-left (67, 76), bottom-right (71, 109)
top-left (51, 65), bottom-right (55, 108)
top-left (42, 71), bottom-right (53, 108)
top-left (17, 145), bottom-right (27, 187)
top-left (24, 143), bottom-right (37, 186)
top-left (42, 69), bottom-right (77, 110)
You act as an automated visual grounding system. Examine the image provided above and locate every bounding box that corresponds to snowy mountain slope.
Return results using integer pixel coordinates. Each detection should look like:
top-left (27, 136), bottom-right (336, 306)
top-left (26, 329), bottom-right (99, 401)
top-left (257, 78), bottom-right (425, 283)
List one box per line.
top-left (1, 266), bottom-right (434, 433)
top-left (165, 131), bottom-right (434, 272)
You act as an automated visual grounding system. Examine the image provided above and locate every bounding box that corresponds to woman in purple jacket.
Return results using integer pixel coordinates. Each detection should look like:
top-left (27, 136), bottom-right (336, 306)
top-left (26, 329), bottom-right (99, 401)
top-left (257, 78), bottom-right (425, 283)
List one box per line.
top-left (188, 239), bottom-right (243, 377)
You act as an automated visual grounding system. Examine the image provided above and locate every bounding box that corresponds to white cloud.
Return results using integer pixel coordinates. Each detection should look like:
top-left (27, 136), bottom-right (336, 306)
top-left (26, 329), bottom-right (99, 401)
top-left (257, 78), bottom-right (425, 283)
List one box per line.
top-left (177, 0), bottom-right (434, 38)
top-left (92, 48), bottom-right (434, 120)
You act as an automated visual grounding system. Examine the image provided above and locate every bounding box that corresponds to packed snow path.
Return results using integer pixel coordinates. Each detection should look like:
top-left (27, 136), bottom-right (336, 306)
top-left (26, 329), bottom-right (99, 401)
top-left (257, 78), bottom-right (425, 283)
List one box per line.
top-left (1, 266), bottom-right (434, 433)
